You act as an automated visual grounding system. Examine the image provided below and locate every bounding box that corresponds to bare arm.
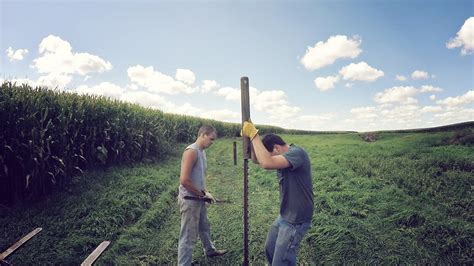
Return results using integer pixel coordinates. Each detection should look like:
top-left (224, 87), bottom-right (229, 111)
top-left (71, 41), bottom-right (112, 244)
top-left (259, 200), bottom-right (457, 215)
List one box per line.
top-left (250, 144), bottom-right (259, 164)
top-left (179, 149), bottom-right (205, 196)
top-left (251, 134), bottom-right (290, 170)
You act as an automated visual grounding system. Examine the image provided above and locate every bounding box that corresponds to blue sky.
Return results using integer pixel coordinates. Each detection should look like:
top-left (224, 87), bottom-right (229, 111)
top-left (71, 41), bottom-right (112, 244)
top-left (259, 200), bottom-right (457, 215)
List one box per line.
top-left (1, 0), bottom-right (473, 131)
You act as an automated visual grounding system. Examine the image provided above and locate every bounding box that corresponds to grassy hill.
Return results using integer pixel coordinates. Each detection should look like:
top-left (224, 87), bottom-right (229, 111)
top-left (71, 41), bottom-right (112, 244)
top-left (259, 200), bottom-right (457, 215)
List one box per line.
top-left (1, 129), bottom-right (472, 264)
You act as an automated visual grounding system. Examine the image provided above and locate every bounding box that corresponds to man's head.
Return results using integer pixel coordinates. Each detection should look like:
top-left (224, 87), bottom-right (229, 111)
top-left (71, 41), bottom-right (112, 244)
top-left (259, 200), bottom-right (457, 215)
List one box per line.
top-left (197, 125), bottom-right (217, 149)
top-left (262, 133), bottom-right (288, 155)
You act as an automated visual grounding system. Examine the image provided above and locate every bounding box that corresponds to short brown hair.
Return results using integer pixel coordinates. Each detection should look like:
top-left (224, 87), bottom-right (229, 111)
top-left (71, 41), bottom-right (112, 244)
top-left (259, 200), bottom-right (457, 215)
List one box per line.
top-left (198, 125), bottom-right (217, 137)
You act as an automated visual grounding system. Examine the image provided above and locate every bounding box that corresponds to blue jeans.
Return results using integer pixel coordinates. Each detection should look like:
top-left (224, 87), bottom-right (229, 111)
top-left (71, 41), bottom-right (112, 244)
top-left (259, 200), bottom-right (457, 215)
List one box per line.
top-left (265, 216), bottom-right (311, 266)
top-left (177, 197), bottom-right (216, 266)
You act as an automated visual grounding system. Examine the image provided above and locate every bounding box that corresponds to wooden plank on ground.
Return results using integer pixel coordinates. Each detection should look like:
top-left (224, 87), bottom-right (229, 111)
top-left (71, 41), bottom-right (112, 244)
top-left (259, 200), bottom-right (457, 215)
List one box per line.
top-left (0, 227), bottom-right (42, 260)
top-left (81, 241), bottom-right (110, 266)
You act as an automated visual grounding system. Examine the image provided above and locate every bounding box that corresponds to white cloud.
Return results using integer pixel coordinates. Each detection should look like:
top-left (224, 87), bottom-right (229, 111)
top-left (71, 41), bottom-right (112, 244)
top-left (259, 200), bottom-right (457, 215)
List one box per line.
top-left (33, 35), bottom-right (112, 77)
top-left (300, 114), bottom-right (334, 123)
top-left (436, 90), bottom-right (474, 107)
top-left (350, 106), bottom-right (379, 120)
top-left (201, 109), bottom-right (240, 122)
top-left (446, 17), bottom-right (474, 55)
top-left (200, 80), bottom-right (219, 93)
top-left (75, 82), bottom-right (125, 99)
top-left (374, 86), bottom-right (418, 104)
top-left (421, 106), bottom-right (443, 113)
top-left (267, 104), bottom-right (301, 120)
top-left (170, 103), bottom-right (202, 116)
top-left (300, 35), bottom-right (362, 70)
top-left (6, 47), bottom-right (28, 61)
top-left (121, 90), bottom-right (170, 110)
top-left (1, 78), bottom-right (37, 87)
top-left (253, 90), bottom-right (288, 112)
top-left (430, 95), bottom-right (436, 100)
top-left (127, 65), bottom-right (197, 95)
top-left (435, 108), bottom-right (474, 123)
top-left (216, 86), bottom-right (241, 101)
top-left (411, 70), bottom-right (429, 80)
top-left (339, 62), bottom-right (384, 82)
top-left (380, 104), bottom-right (421, 122)
top-left (420, 85), bottom-right (443, 93)
top-left (395, 75), bottom-right (407, 81)
top-left (36, 72), bottom-right (72, 89)
top-left (215, 85), bottom-right (301, 120)
top-left (314, 75), bottom-right (340, 91)
top-left (175, 69), bottom-right (196, 85)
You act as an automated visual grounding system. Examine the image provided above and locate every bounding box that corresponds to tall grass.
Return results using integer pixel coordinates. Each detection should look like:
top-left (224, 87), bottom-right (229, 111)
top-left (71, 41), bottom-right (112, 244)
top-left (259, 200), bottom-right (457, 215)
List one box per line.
top-left (0, 131), bottom-right (472, 264)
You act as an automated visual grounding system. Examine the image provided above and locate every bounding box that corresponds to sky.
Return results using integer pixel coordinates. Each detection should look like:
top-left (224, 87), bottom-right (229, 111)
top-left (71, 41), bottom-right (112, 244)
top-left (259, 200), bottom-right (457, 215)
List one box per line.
top-left (1, 0), bottom-right (473, 132)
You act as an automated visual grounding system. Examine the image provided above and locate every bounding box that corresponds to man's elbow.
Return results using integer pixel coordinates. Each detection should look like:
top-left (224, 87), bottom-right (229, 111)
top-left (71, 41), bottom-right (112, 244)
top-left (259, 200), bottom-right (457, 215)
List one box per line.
top-left (180, 177), bottom-right (190, 187)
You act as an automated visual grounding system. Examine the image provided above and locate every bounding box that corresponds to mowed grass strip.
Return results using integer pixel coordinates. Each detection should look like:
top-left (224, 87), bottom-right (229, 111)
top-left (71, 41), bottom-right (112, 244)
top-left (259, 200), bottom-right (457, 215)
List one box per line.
top-left (0, 151), bottom-right (182, 265)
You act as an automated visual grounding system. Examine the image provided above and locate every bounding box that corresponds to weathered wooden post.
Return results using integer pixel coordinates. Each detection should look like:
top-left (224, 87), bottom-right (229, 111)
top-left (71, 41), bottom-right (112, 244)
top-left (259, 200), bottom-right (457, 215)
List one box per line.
top-left (241, 76), bottom-right (250, 266)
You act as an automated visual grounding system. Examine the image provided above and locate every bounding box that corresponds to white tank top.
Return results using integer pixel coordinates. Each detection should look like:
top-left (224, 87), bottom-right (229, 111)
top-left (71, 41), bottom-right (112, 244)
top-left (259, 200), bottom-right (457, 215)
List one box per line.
top-left (178, 142), bottom-right (207, 198)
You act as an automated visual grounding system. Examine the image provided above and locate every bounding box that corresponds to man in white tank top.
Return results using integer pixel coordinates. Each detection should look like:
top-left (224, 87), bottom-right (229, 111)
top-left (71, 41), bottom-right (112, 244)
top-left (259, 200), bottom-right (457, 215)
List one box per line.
top-left (177, 125), bottom-right (227, 265)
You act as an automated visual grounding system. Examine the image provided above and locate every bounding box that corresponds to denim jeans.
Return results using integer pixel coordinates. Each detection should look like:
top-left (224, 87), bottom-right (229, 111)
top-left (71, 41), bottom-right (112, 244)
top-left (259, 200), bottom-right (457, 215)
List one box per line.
top-left (177, 197), bottom-right (216, 266)
top-left (265, 215), bottom-right (311, 266)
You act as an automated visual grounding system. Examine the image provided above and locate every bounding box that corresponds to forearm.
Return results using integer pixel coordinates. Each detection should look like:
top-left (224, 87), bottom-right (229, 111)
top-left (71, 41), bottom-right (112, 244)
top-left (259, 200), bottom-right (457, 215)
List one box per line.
top-left (250, 144), bottom-right (259, 164)
top-left (180, 179), bottom-right (205, 196)
top-left (251, 135), bottom-right (273, 167)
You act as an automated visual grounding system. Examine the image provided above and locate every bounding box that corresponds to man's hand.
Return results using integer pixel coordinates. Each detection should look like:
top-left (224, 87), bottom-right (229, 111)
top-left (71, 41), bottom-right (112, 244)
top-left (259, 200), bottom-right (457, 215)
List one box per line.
top-left (242, 120), bottom-right (259, 140)
top-left (204, 191), bottom-right (216, 203)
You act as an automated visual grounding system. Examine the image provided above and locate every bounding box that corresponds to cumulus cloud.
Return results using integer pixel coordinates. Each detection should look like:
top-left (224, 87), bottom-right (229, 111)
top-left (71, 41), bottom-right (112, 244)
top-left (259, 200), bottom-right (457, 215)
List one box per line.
top-left (300, 35), bottom-right (362, 71)
top-left (121, 90), bottom-right (171, 110)
top-left (1, 78), bottom-right (37, 87)
top-left (421, 106), bottom-right (443, 113)
top-left (300, 113), bottom-right (335, 123)
top-left (446, 17), bottom-right (474, 55)
top-left (435, 108), bottom-right (474, 123)
top-left (128, 65), bottom-right (197, 95)
top-left (175, 69), bottom-right (196, 85)
top-left (374, 86), bottom-right (418, 104)
top-left (169, 103), bottom-right (202, 116)
top-left (350, 106), bottom-right (379, 120)
top-left (201, 109), bottom-right (240, 122)
top-left (314, 75), bottom-right (340, 91)
top-left (395, 75), bottom-right (407, 81)
top-left (339, 62), bottom-right (384, 82)
top-left (420, 85), bottom-right (443, 93)
top-left (33, 35), bottom-right (112, 76)
top-left (380, 104), bottom-right (421, 122)
top-left (215, 86), bottom-right (301, 119)
top-left (411, 70), bottom-right (429, 80)
top-left (436, 90), bottom-right (474, 107)
top-left (6, 47), bottom-right (28, 61)
top-left (36, 72), bottom-right (73, 89)
top-left (75, 82), bottom-right (125, 99)
top-left (216, 86), bottom-right (241, 101)
top-left (200, 80), bottom-right (219, 93)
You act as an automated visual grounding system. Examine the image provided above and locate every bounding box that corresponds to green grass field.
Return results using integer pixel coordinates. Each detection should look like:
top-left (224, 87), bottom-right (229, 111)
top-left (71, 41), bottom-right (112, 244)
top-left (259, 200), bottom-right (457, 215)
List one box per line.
top-left (1, 131), bottom-right (472, 264)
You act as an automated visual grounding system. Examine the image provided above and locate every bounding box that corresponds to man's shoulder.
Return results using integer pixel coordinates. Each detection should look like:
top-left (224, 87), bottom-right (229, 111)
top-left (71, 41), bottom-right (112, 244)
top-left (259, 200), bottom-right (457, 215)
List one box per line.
top-left (289, 144), bottom-right (307, 155)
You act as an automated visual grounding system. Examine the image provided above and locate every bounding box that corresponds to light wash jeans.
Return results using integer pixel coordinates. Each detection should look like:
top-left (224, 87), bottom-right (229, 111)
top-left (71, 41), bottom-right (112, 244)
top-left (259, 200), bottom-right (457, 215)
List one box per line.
top-left (177, 197), bottom-right (216, 266)
top-left (265, 215), bottom-right (311, 266)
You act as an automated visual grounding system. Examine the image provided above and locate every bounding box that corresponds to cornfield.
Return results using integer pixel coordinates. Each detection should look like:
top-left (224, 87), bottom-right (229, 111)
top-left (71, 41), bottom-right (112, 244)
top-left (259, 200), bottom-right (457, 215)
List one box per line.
top-left (0, 82), bottom-right (319, 204)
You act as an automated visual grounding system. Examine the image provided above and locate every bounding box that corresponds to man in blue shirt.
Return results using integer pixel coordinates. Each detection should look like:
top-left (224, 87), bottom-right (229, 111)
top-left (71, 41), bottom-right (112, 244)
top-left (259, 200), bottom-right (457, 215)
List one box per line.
top-left (242, 120), bottom-right (314, 265)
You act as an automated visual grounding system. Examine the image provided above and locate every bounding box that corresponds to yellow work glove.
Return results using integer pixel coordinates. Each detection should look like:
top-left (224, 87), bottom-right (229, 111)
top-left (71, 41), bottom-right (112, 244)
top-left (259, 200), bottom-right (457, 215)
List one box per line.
top-left (242, 120), bottom-right (259, 140)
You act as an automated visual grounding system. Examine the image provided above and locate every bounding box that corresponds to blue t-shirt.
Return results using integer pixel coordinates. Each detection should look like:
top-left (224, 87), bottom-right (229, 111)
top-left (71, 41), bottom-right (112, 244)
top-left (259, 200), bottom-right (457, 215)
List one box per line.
top-left (277, 144), bottom-right (314, 223)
